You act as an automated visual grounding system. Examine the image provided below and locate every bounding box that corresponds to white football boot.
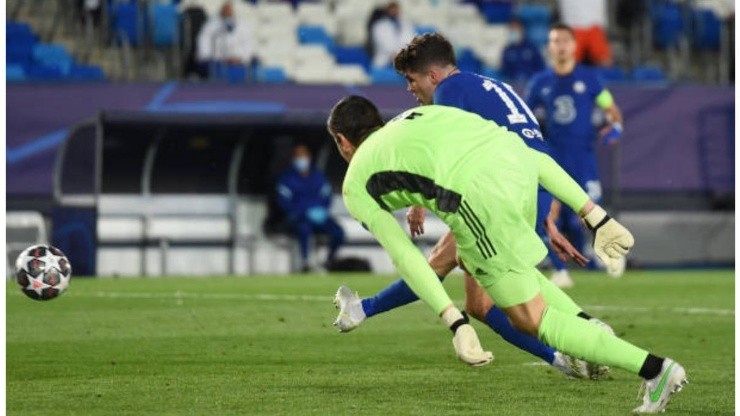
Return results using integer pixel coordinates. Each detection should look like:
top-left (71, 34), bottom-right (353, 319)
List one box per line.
top-left (550, 269), bottom-right (574, 289)
top-left (633, 358), bottom-right (688, 413)
top-left (583, 317), bottom-right (616, 380)
top-left (332, 285), bottom-right (366, 332)
top-left (551, 352), bottom-right (590, 379)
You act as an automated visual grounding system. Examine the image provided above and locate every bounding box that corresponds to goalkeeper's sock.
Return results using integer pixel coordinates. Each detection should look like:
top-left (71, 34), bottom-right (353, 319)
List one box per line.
top-left (361, 275), bottom-right (445, 318)
top-left (536, 269), bottom-right (582, 315)
top-left (485, 306), bottom-right (555, 364)
top-left (539, 306), bottom-right (647, 374)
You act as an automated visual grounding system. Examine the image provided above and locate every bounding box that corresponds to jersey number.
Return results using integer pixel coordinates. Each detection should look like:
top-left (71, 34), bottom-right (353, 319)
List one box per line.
top-left (481, 79), bottom-right (539, 126)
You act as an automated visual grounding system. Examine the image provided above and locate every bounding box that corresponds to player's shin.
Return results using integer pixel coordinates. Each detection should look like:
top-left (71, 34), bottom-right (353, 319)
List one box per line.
top-left (362, 275), bottom-right (446, 317)
top-left (538, 306), bottom-right (647, 374)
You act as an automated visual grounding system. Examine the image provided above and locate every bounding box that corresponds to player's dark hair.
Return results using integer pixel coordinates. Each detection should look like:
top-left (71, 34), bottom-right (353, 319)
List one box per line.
top-left (327, 95), bottom-right (385, 146)
top-left (393, 32), bottom-right (457, 74)
top-left (550, 22), bottom-right (575, 38)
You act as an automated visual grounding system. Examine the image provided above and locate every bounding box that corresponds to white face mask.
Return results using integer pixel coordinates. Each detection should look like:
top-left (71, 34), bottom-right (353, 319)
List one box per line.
top-left (293, 157), bottom-right (310, 172)
top-left (508, 30), bottom-right (523, 44)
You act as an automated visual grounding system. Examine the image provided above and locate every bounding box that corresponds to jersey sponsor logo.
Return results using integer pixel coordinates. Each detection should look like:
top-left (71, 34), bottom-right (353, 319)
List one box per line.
top-left (553, 95), bottom-right (577, 124)
top-left (521, 128), bottom-right (544, 140)
top-left (573, 81), bottom-right (586, 94)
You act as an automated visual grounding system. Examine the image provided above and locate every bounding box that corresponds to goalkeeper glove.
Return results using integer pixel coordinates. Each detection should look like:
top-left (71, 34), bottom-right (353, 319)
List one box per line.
top-left (601, 122), bottom-right (623, 145)
top-left (441, 307), bottom-right (494, 367)
top-left (583, 205), bottom-right (634, 275)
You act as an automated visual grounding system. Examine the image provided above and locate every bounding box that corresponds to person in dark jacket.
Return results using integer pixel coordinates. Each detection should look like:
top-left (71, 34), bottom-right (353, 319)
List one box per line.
top-left (276, 144), bottom-right (345, 272)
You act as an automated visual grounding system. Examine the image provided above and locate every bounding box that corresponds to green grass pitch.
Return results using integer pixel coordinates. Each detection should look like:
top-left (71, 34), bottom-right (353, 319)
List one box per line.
top-left (6, 270), bottom-right (734, 415)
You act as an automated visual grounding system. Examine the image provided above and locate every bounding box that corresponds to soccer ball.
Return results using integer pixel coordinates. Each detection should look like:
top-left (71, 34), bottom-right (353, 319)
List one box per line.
top-left (15, 244), bottom-right (72, 301)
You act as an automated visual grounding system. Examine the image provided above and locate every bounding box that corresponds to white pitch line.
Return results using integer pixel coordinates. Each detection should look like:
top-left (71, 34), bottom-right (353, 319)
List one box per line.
top-left (76, 291), bottom-right (735, 316)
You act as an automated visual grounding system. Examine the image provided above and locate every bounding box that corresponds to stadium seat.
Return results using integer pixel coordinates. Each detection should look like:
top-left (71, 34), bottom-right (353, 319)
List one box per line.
top-left (414, 24), bottom-right (439, 36)
top-left (70, 65), bottom-right (107, 81)
top-left (331, 46), bottom-right (370, 70)
top-left (652, 2), bottom-right (685, 49)
top-left (517, 4), bottom-right (551, 25)
top-left (25, 64), bottom-right (66, 80)
top-left (7, 64), bottom-right (26, 81)
top-left (596, 66), bottom-right (627, 82)
top-left (296, 1), bottom-right (337, 37)
top-left (7, 38), bottom-right (37, 66)
top-left (255, 66), bottom-right (289, 84)
top-left (6, 21), bottom-right (33, 38)
top-left (369, 67), bottom-right (405, 85)
top-left (32, 44), bottom-right (73, 76)
top-left (297, 25), bottom-right (334, 49)
top-left (631, 65), bottom-right (667, 81)
top-left (456, 48), bottom-right (482, 73)
top-left (150, 2), bottom-right (179, 47)
top-left (111, 1), bottom-right (141, 46)
top-left (691, 9), bottom-right (721, 50)
top-left (479, 1), bottom-right (514, 24)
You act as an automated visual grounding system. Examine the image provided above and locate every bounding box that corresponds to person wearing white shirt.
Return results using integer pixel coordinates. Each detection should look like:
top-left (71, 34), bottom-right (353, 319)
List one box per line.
top-left (196, 1), bottom-right (254, 71)
top-left (370, 2), bottom-right (416, 68)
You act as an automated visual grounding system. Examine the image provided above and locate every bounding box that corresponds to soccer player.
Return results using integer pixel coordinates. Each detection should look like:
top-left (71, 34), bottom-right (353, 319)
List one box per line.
top-left (525, 23), bottom-right (626, 288)
top-left (334, 33), bottom-right (601, 379)
top-left (328, 96), bottom-right (687, 414)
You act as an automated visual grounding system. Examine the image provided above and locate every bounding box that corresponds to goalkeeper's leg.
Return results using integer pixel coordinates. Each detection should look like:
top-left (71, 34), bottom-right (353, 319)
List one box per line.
top-left (490, 268), bottom-right (685, 412)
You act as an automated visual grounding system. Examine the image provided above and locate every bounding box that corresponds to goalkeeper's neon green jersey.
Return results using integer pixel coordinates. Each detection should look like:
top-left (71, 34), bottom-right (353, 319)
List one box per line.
top-left (342, 105), bottom-right (590, 313)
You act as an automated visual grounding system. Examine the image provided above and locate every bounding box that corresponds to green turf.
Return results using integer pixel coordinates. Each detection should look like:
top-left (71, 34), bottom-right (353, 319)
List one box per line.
top-left (6, 270), bottom-right (734, 415)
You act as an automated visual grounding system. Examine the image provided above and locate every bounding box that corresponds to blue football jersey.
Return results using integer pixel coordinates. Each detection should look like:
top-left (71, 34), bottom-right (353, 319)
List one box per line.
top-left (434, 71), bottom-right (549, 155)
top-left (525, 64), bottom-right (606, 186)
top-left (525, 64), bottom-right (605, 150)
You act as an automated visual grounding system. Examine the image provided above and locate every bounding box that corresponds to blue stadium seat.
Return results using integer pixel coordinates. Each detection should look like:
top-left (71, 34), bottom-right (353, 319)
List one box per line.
top-left (255, 66), bottom-right (289, 84)
top-left (70, 65), bottom-right (107, 81)
top-left (369, 67), bottom-right (405, 85)
top-left (479, 1), bottom-right (514, 24)
top-left (111, 2), bottom-right (141, 46)
top-left (517, 4), bottom-right (551, 25)
top-left (456, 48), bottom-right (482, 73)
top-left (7, 37), bottom-right (37, 66)
top-left (150, 2), bottom-right (179, 47)
top-left (25, 64), bottom-right (66, 80)
top-left (596, 66), bottom-right (627, 82)
top-left (652, 2), bottom-right (684, 49)
top-left (297, 25), bottom-right (334, 49)
top-left (526, 24), bottom-right (550, 47)
top-left (7, 64), bottom-right (26, 81)
top-left (415, 25), bottom-right (438, 35)
top-left (32, 43), bottom-right (73, 75)
top-left (6, 21), bottom-right (33, 38)
top-left (480, 67), bottom-right (502, 80)
top-left (631, 65), bottom-right (667, 81)
top-left (691, 9), bottom-right (721, 50)
top-left (331, 46), bottom-right (370, 70)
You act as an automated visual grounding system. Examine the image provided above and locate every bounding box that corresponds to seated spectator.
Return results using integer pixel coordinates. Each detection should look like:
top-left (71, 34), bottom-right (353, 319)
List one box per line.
top-left (369, 1), bottom-right (416, 68)
top-left (276, 144), bottom-right (345, 272)
top-left (196, 0), bottom-right (254, 77)
top-left (557, 0), bottom-right (613, 66)
top-left (501, 19), bottom-right (546, 82)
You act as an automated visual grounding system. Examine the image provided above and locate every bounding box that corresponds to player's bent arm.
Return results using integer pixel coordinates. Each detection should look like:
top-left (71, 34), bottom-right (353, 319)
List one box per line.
top-left (344, 192), bottom-right (493, 366)
top-left (530, 149), bottom-right (590, 213)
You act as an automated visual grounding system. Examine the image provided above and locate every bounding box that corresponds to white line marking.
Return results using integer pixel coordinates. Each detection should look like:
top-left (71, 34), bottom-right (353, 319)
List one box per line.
top-left (64, 291), bottom-right (734, 316)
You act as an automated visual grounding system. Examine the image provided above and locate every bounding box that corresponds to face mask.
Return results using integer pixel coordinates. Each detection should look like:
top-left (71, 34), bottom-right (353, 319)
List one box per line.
top-left (293, 157), bottom-right (310, 172)
top-left (223, 17), bottom-right (235, 32)
top-left (508, 30), bottom-right (522, 44)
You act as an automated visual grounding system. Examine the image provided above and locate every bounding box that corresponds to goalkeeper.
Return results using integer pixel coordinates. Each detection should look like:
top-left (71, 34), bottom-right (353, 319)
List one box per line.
top-left (328, 96), bottom-right (686, 414)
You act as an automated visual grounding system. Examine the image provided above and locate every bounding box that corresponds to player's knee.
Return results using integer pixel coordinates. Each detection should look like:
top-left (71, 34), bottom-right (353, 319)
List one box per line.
top-left (509, 315), bottom-right (540, 337)
top-left (465, 299), bottom-right (489, 323)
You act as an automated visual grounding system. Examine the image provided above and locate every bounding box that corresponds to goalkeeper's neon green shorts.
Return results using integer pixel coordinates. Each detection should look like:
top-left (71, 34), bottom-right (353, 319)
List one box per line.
top-left (452, 142), bottom-right (548, 308)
